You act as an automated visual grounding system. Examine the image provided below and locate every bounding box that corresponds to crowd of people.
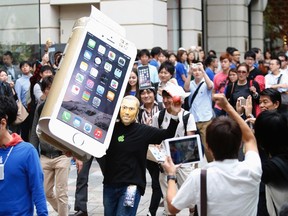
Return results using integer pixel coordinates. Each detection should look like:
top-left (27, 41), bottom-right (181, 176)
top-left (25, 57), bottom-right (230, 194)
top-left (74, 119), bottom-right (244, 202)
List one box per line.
top-left (0, 43), bottom-right (288, 216)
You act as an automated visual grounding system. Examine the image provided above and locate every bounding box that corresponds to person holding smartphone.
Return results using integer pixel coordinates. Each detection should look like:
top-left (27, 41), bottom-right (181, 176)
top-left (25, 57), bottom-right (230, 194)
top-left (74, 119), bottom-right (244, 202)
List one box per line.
top-left (0, 68), bottom-right (14, 98)
top-left (226, 63), bottom-right (260, 118)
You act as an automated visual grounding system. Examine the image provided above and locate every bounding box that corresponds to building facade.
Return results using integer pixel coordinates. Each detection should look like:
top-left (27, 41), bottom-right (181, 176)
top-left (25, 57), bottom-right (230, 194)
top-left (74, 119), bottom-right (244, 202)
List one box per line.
top-left (0, 0), bottom-right (268, 60)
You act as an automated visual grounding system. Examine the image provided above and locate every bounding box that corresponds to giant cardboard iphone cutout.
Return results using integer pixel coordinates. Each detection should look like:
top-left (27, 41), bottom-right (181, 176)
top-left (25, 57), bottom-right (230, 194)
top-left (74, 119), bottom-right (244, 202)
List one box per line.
top-left (38, 6), bottom-right (137, 160)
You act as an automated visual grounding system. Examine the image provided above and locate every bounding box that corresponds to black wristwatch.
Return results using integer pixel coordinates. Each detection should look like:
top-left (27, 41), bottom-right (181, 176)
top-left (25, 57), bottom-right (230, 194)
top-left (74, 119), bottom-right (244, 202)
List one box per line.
top-left (167, 175), bottom-right (177, 183)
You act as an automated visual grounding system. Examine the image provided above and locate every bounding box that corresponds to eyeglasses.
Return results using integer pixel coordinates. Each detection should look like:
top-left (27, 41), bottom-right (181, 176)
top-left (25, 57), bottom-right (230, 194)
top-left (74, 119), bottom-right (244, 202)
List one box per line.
top-left (237, 70), bottom-right (247, 74)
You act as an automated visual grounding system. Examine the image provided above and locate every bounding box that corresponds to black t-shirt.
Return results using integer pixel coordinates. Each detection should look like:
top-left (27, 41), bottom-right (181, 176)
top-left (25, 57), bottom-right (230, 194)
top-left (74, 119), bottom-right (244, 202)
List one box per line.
top-left (103, 119), bottom-right (178, 195)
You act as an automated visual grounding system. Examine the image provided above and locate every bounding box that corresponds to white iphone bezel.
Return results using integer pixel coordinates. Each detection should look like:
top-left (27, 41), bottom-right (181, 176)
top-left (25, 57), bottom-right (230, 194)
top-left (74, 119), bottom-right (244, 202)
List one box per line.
top-left (164, 134), bottom-right (203, 166)
top-left (48, 15), bottom-right (136, 158)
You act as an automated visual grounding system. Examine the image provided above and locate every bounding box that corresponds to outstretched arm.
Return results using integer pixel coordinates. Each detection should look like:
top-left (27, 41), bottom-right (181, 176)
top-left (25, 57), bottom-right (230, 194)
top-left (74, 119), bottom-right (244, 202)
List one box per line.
top-left (213, 93), bottom-right (258, 153)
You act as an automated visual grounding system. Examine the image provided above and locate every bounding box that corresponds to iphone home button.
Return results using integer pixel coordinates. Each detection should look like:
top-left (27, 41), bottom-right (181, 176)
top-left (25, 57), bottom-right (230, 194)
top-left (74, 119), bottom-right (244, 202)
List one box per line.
top-left (73, 133), bottom-right (84, 146)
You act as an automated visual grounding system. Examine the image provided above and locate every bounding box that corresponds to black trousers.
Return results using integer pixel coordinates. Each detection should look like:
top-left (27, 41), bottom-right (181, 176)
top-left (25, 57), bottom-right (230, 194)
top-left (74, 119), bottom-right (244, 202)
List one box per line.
top-left (146, 160), bottom-right (163, 216)
top-left (74, 156), bottom-right (105, 212)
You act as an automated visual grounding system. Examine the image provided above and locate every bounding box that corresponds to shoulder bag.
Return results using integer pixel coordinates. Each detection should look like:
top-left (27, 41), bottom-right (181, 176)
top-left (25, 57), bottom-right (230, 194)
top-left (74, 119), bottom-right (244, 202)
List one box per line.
top-left (13, 99), bottom-right (29, 125)
top-left (277, 74), bottom-right (288, 106)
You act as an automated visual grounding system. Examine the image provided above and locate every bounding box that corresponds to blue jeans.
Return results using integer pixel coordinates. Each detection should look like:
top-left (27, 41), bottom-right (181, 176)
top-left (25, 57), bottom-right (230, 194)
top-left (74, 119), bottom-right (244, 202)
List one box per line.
top-left (103, 184), bottom-right (141, 216)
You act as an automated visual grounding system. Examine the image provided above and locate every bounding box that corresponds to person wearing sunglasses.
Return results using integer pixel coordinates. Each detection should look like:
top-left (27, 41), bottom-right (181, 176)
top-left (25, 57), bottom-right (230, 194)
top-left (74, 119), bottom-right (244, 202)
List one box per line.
top-left (225, 63), bottom-right (260, 117)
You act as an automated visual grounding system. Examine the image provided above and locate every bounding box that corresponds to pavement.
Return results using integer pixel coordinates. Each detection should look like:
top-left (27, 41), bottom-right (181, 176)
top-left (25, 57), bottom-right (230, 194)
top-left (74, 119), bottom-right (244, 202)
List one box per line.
top-left (46, 159), bottom-right (189, 216)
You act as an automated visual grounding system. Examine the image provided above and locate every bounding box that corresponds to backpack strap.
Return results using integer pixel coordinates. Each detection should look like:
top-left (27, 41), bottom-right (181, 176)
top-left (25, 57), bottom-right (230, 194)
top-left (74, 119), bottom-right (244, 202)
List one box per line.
top-left (158, 108), bottom-right (190, 135)
top-left (137, 108), bottom-right (144, 123)
top-left (157, 102), bottom-right (164, 111)
top-left (182, 111), bottom-right (190, 136)
top-left (157, 108), bottom-right (166, 128)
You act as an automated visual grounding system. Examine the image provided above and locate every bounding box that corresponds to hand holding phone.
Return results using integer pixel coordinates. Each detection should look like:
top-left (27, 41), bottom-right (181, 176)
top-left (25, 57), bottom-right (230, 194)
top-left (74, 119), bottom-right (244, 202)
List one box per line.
top-left (7, 75), bottom-right (12, 83)
top-left (240, 98), bottom-right (246, 106)
top-left (191, 63), bottom-right (198, 69)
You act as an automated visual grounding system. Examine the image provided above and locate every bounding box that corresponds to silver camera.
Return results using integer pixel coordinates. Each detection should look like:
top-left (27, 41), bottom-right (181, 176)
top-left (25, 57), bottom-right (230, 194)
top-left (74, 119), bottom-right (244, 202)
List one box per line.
top-left (240, 98), bottom-right (246, 106)
top-left (0, 164), bottom-right (4, 180)
top-left (191, 63), bottom-right (198, 69)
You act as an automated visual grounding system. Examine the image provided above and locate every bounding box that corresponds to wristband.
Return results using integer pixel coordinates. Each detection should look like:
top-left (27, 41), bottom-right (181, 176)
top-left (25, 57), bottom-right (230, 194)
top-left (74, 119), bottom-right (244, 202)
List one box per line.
top-left (167, 175), bottom-right (177, 183)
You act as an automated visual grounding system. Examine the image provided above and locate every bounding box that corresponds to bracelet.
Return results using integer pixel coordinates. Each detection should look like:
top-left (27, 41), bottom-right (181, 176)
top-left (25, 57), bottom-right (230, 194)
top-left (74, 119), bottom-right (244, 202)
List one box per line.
top-left (167, 175), bottom-right (177, 183)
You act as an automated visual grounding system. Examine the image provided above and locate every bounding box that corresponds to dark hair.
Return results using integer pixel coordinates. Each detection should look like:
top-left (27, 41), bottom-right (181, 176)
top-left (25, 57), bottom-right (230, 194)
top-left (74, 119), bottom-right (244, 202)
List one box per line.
top-left (139, 87), bottom-right (156, 98)
top-left (251, 47), bottom-right (261, 54)
top-left (19, 61), bottom-right (32, 68)
top-left (206, 116), bottom-right (242, 161)
top-left (259, 88), bottom-right (282, 110)
top-left (3, 51), bottom-right (13, 58)
top-left (226, 47), bottom-right (237, 56)
top-left (150, 46), bottom-right (162, 57)
top-left (54, 51), bottom-right (63, 66)
top-left (208, 49), bottom-right (217, 56)
top-left (40, 65), bottom-right (53, 74)
top-left (0, 95), bottom-right (18, 126)
top-left (0, 68), bottom-right (8, 74)
top-left (244, 50), bottom-right (256, 60)
top-left (159, 49), bottom-right (169, 58)
top-left (168, 52), bottom-right (177, 59)
top-left (158, 60), bottom-right (175, 76)
top-left (254, 110), bottom-right (288, 156)
top-left (176, 49), bottom-right (187, 63)
top-left (139, 49), bottom-right (150, 58)
top-left (41, 75), bottom-right (54, 92)
top-left (277, 51), bottom-right (288, 60)
top-left (271, 58), bottom-right (281, 66)
top-left (204, 55), bottom-right (217, 67)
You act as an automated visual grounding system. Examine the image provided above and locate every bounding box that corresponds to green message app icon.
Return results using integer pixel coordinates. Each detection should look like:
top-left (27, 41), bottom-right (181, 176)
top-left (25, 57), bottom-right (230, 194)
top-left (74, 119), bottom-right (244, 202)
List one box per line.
top-left (62, 111), bottom-right (71, 122)
top-left (88, 39), bottom-right (96, 49)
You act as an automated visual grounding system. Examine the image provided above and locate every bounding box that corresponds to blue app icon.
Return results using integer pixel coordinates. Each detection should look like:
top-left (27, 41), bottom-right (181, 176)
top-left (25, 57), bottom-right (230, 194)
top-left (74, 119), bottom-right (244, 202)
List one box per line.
top-left (97, 85), bottom-right (105, 95)
top-left (73, 117), bottom-right (81, 128)
top-left (114, 68), bottom-right (122, 78)
top-left (84, 123), bottom-right (92, 133)
top-left (84, 50), bottom-right (92, 60)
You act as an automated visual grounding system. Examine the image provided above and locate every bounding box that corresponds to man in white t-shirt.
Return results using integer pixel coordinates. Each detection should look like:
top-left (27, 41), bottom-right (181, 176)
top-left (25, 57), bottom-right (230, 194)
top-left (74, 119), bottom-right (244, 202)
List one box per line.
top-left (151, 81), bottom-right (199, 216)
top-left (265, 58), bottom-right (288, 93)
top-left (162, 93), bottom-right (262, 216)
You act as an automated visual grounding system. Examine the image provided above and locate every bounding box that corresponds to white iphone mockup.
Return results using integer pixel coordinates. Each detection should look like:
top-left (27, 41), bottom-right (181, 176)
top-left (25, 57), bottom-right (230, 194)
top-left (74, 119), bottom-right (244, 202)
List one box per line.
top-left (47, 7), bottom-right (137, 158)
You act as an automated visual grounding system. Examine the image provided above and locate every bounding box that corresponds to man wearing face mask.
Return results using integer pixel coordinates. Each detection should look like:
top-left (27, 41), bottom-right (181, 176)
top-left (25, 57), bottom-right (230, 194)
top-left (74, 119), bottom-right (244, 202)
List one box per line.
top-left (102, 95), bottom-right (181, 216)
